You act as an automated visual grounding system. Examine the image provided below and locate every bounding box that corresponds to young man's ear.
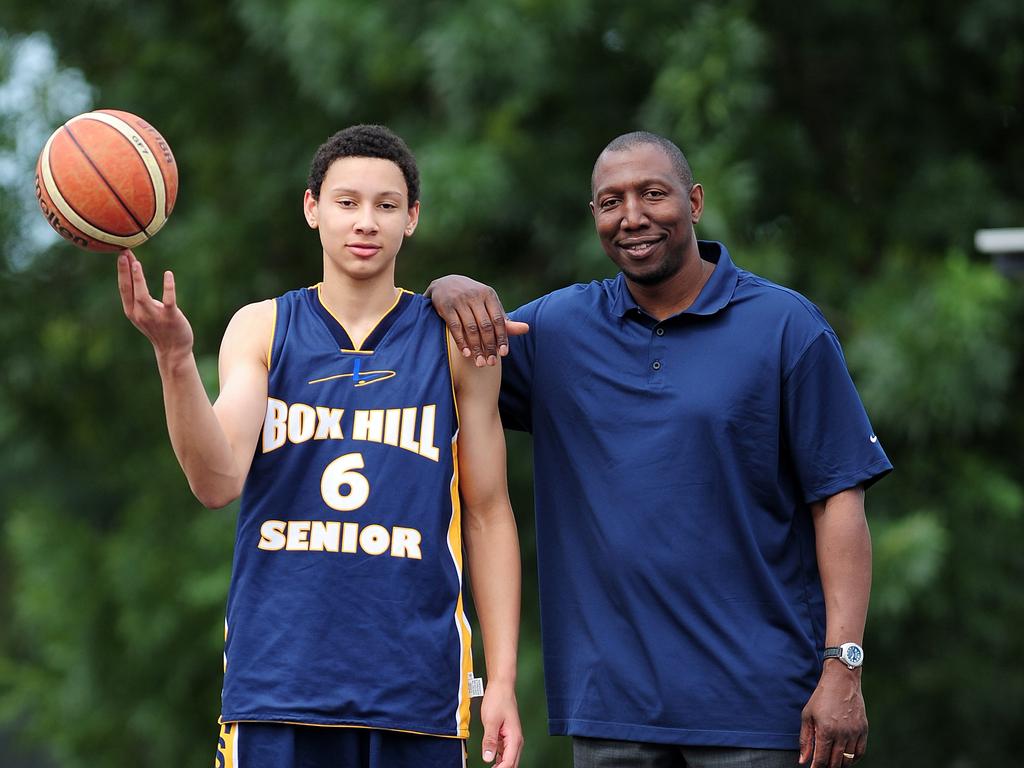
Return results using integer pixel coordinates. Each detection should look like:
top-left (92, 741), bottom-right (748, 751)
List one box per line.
top-left (404, 201), bottom-right (421, 237)
top-left (303, 189), bottom-right (319, 229)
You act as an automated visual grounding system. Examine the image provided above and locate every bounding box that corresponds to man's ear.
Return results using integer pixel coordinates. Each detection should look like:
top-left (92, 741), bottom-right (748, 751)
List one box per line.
top-left (689, 183), bottom-right (704, 224)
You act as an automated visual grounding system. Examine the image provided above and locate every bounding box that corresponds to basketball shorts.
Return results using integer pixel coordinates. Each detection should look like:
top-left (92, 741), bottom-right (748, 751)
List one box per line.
top-left (215, 721), bottom-right (467, 768)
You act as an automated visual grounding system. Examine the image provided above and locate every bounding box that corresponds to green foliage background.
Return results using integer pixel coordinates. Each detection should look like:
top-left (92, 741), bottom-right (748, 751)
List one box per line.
top-left (1, 1), bottom-right (1022, 765)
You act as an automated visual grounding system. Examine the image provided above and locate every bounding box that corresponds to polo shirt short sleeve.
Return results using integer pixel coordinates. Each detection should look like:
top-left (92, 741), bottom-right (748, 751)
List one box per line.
top-left (499, 242), bottom-right (892, 749)
top-left (497, 300), bottom-right (540, 433)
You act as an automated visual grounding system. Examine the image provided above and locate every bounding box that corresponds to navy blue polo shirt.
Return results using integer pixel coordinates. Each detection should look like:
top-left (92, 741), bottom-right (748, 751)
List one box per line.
top-left (499, 241), bottom-right (892, 748)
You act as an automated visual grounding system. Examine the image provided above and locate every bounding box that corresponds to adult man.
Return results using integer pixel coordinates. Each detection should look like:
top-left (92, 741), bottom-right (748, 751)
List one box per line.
top-left (428, 132), bottom-right (891, 768)
top-left (118, 125), bottom-right (523, 768)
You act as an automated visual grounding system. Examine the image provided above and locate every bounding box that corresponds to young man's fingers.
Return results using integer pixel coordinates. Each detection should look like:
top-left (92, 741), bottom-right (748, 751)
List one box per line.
top-left (162, 270), bottom-right (177, 308)
top-left (481, 716), bottom-right (503, 764)
top-left (493, 732), bottom-right (523, 768)
top-left (129, 251), bottom-right (154, 306)
top-left (116, 251), bottom-right (135, 315)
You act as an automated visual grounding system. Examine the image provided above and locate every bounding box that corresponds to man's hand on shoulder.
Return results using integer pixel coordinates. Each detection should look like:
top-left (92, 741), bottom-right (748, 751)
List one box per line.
top-left (799, 663), bottom-right (867, 768)
top-left (426, 275), bottom-right (528, 367)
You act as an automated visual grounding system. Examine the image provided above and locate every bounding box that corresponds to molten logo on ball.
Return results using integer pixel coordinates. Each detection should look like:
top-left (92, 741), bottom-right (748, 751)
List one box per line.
top-left (35, 109), bottom-right (178, 253)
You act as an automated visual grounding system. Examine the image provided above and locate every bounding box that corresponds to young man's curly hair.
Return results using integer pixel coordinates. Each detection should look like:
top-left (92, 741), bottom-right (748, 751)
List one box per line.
top-left (307, 124), bottom-right (420, 205)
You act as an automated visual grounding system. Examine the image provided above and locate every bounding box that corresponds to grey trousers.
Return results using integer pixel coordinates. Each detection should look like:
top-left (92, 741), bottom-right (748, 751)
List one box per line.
top-left (573, 737), bottom-right (800, 768)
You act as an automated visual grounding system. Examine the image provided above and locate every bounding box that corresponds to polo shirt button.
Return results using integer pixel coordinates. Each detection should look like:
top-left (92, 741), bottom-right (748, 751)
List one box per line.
top-left (652, 360), bottom-right (662, 370)
top-left (656, 327), bottom-right (665, 336)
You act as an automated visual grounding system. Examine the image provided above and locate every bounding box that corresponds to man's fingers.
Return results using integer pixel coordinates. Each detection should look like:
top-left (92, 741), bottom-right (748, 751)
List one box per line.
top-left (440, 302), bottom-right (469, 357)
top-left (454, 302), bottom-right (485, 365)
top-left (798, 715), bottom-right (813, 764)
top-left (812, 732), bottom-right (834, 768)
top-left (505, 319), bottom-right (530, 339)
top-left (851, 732), bottom-right (867, 764)
top-left (483, 294), bottom-right (509, 356)
top-left (468, 299), bottom-right (498, 365)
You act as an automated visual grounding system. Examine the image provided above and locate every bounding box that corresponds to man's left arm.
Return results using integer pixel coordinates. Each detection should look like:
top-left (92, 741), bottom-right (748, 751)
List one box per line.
top-left (450, 334), bottom-right (524, 768)
top-left (800, 486), bottom-right (871, 768)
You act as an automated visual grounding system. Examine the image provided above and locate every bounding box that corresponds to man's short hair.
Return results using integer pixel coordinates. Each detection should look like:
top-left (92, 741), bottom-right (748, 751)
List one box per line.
top-left (307, 124), bottom-right (420, 204)
top-left (593, 131), bottom-right (694, 194)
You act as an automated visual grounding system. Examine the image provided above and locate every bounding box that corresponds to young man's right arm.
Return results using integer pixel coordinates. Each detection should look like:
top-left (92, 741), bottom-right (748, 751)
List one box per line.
top-left (117, 249), bottom-right (272, 508)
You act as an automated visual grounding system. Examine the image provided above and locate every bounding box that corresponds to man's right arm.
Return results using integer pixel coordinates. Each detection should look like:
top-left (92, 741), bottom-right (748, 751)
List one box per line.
top-left (118, 250), bottom-right (271, 508)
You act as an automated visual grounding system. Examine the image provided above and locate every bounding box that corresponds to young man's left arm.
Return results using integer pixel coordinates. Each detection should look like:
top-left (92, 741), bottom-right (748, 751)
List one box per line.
top-left (800, 486), bottom-right (872, 768)
top-left (450, 334), bottom-right (523, 768)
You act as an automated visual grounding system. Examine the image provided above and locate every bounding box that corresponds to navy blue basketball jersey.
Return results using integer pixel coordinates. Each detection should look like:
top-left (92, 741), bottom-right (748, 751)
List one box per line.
top-left (221, 285), bottom-right (473, 738)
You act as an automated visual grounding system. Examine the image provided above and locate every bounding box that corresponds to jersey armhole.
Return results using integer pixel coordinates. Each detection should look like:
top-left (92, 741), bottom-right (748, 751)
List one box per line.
top-left (266, 298), bottom-right (278, 372)
top-left (444, 327), bottom-right (461, 430)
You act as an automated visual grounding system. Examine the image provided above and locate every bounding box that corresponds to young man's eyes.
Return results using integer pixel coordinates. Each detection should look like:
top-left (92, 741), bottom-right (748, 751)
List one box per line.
top-left (334, 199), bottom-right (400, 210)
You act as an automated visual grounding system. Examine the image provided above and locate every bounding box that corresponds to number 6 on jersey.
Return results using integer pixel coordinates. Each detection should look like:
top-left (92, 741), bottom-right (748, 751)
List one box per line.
top-left (320, 452), bottom-right (371, 511)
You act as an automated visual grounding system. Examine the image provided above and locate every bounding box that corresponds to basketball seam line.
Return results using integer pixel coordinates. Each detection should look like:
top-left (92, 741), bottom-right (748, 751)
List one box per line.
top-left (64, 123), bottom-right (152, 243)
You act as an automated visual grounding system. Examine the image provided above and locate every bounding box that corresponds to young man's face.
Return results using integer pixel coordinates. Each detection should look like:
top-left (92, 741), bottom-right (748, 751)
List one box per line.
top-left (303, 156), bottom-right (419, 282)
top-left (589, 143), bottom-right (702, 287)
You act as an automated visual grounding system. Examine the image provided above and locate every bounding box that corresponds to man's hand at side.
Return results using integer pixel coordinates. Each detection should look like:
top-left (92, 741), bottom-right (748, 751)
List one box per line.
top-left (799, 663), bottom-right (867, 767)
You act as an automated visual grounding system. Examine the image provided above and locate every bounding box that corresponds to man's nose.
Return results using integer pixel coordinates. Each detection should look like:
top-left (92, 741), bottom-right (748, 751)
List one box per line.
top-left (620, 196), bottom-right (649, 229)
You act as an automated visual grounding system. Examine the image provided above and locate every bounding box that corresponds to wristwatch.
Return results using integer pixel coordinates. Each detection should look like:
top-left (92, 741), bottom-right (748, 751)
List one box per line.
top-left (823, 642), bottom-right (864, 670)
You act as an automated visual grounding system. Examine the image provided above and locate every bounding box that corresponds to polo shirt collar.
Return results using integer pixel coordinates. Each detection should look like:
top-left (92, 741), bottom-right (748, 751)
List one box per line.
top-left (611, 240), bottom-right (739, 318)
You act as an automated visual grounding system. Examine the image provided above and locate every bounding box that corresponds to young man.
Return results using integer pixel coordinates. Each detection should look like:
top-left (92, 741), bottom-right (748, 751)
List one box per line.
top-left (118, 125), bottom-right (523, 768)
top-left (429, 132), bottom-right (891, 768)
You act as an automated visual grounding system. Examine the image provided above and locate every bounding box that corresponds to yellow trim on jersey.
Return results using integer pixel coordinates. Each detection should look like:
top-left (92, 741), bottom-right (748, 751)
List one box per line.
top-left (448, 434), bottom-right (473, 737)
top-left (339, 349), bottom-right (374, 355)
top-left (216, 720), bottom-right (239, 768)
top-left (307, 370), bottom-right (397, 386)
top-left (315, 284), bottom-right (412, 351)
top-left (444, 325), bottom-right (472, 735)
top-left (446, 328), bottom-right (461, 429)
top-left (266, 298), bottom-right (277, 371)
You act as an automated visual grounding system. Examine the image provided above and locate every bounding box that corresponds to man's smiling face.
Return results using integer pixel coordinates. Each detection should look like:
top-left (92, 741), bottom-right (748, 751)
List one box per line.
top-left (590, 143), bottom-right (700, 286)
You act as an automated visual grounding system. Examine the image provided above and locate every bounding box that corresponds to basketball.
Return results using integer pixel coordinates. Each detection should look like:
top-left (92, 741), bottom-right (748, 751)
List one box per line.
top-left (35, 109), bottom-right (178, 253)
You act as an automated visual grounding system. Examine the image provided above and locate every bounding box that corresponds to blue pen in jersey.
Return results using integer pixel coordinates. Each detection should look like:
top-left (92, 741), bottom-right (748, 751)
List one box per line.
top-left (221, 285), bottom-right (473, 738)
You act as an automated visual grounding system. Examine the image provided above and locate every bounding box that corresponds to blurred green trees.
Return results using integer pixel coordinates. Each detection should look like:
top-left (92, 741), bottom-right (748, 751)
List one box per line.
top-left (1, 1), bottom-right (1022, 766)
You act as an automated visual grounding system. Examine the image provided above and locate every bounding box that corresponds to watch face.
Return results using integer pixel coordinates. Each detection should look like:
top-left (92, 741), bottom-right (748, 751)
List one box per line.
top-left (844, 645), bottom-right (863, 665)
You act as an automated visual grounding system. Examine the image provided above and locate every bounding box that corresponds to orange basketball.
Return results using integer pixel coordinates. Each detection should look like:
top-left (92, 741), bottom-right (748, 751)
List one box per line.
top-left (35, 109), bottom-right (178, 253)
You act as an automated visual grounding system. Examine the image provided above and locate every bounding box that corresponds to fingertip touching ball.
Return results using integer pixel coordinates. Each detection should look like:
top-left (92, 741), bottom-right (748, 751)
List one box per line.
top-left (35, 109), bottom-right (178, 253)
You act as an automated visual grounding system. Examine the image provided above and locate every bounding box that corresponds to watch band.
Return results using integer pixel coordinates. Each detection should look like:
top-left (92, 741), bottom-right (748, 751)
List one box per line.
top-left (824, 643), bottom-right (864, 669)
